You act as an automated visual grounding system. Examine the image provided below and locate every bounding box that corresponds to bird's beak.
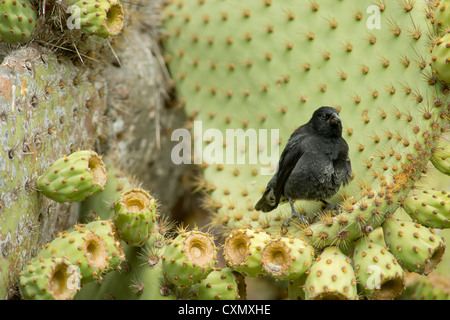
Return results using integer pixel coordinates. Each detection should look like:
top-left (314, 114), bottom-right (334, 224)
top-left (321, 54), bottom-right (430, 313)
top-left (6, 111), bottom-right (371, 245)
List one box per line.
top-left (330, 113), bottom-right (341, 125)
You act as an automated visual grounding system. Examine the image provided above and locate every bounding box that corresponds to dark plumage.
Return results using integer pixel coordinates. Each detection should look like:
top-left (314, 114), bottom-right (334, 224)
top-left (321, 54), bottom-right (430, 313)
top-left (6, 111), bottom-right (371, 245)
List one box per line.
top-left (255, 106), bottom-right (352, 227)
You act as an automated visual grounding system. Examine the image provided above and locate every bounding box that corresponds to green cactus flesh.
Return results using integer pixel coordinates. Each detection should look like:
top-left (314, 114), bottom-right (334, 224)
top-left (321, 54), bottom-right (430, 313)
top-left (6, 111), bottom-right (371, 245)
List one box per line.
top-left (431, 142), bottom-right (450, 175)
top-left (353, 237), bottom-right (405, 299)
top-left (162, 0), bottom-right (448, 257)
top-left (113, 188), bottom-right (158, 247)
top-left (432, 0), bottom-right (450, 36)
top-left (79, 161), bottom-right (132, 222)
top-left (432, 33), bottom-right (450, 84)
top-left (75, 230), bottom-right (178, 300)
top-left (223, 228), bottom-right (271, 278)
top-left (304, 246), bottom-right (358, 300)
top-left (192, 267), bottom-right (246, 300)
top-left (36, 150), bottom-right (107, 203)
top-left (403, 189), bottom-right (450, 229)
top-left (19, 257), bottom-right (81, 300)
top-left (38, 219), bottom-right (122, 284)
top-left (260, 235), bottom-right (314, 281)
top-left (162, 229), bottom-right (218, 286)
top-left (0, 0), bottom-right (37, 43)
top-left (68, 0), bottom-right (125, 38)
top-left (383, 216), bottom-right (446, 275)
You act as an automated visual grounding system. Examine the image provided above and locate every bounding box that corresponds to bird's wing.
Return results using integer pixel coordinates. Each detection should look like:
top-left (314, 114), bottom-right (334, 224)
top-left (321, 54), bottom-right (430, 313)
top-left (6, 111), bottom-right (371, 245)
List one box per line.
top-left (273, 132), bottom-right (307, 203)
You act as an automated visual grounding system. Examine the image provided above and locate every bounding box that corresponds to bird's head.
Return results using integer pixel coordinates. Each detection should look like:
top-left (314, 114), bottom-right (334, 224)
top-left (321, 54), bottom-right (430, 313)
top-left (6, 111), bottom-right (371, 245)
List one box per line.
top-left (310, 106), bottom-right (342, 137)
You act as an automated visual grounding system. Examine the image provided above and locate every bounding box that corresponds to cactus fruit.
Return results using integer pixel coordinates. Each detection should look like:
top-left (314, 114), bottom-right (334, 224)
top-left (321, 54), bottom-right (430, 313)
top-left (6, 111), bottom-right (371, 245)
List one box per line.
top-left (19, 257), bottom-right (81, 300)
top-left (383, 217), bottom-right (446, 275)
top-left (353, 237), bottom-right (405, 300)
top-left (403, 190), bottom-right (450, 229)
top-left (260, 235), bottom-right (314, 281)
top-left (304, 247), bottom-right (357, 300)
top-left (113, 188), bottom-right (158, 247)
top-left (36, 150), bottom-right (107, 203)
top-left (192, 267), bottom-right (246, 300)
top-left (82, 219), bottom-right (125, 271)
top-left (432, 33), bottom-right (450, 84)
top-left (431, 143), bottom-right (450, 176)
top-left (38, 219), bottom-right (123, 284)
top-left (67, 0), bottom-right (125, 38)
top-left (0, 0), bottom-right (37, 43)
top-left (162, 229), bottom-right (217, 287)
top-left (223, 228), bottom-right (271, 278)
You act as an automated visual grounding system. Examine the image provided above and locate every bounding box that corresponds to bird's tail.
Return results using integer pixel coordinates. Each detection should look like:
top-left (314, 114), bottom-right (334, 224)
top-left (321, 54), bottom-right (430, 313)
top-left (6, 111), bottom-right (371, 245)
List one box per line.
top-left (255, 187), bottom-right (279, 212)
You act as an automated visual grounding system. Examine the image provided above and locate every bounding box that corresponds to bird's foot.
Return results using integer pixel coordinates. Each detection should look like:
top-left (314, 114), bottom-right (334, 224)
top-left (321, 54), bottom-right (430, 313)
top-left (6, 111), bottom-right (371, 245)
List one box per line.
top-left (281, 211), bottom-right (311, 235)
top-left (321, 200), bottom-right (341, 216)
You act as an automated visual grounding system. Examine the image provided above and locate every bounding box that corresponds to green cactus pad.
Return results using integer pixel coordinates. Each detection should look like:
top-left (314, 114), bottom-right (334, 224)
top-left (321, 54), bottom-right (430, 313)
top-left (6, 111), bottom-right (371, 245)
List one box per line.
top-left (36, 150), bottom-right (107, 203)
top-left (223, 228), bottom-right (271, 278)
top-left (431, 143), bottom-right (450, 176)
top-left (68, 0), bottom-right (125, 38)
top-left (403, 189), bottom-right (450, 229)
top-left (304, 246), bottom-right (357, 300)
top-left (0, 0), bottom-right (37, 43)
top-left (19, 257), bottom-right (80, 300)
top-left (432, 33), bottom-right (450, 83)
top-left (353, 237), bottom-right (405, 300)
top-left (162, 0), bottom-right (448, 253)
top-left (162, 229), bottom-right (218, 286)
top-left (113, 188), bottom-right (158, 247)
top-left (383, 217), bottom-right (446, 275)
top-left (260, 235), bottom-right (314, 280)
top-left (193, 267), bottom-right (246, 300)
top-left (432, 0), bottom-right (450, 36)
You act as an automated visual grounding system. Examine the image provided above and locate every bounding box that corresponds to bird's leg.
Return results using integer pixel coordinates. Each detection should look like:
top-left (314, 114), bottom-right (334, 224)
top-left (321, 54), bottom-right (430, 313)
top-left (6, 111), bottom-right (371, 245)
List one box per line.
top-left (281, 198), bottom-right (310, 234)
top-left (321, 200), bottom-right (340, 215)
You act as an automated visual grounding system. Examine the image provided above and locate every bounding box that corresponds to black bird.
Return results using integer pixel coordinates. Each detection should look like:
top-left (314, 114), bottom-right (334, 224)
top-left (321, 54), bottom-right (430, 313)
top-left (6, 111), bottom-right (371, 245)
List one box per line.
top-left (255, 106), bottom-right (352, 229)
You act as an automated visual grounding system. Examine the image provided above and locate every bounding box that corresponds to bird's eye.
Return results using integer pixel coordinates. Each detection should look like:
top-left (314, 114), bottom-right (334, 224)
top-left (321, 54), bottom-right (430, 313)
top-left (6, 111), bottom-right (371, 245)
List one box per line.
top-left (321, 113), bottom-right (328, 119)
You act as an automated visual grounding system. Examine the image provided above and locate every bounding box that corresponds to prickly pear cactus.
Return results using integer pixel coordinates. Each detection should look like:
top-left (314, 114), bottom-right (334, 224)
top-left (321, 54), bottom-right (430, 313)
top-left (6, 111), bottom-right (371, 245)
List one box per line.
top-left (0, 0), bottom-right (37, 43)
top-left (161, 0), bottom-right (449, 299)
top-left (0, 47), bottom-right (106, 299)
top-left (0, 0), bottom-right (182, 299)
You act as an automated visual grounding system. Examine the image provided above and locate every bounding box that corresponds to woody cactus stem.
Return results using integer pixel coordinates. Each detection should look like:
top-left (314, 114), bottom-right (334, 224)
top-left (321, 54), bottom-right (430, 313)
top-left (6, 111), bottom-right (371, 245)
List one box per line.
top-left (0, 47), bottom-right (106, 299)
